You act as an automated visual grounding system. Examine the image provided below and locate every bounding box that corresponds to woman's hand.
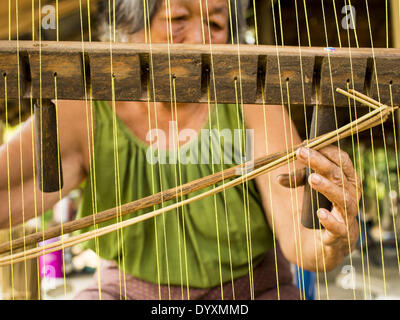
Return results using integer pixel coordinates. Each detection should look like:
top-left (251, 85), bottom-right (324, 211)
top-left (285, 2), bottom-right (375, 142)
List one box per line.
top-left (279, 145), bottom-right (361, 260)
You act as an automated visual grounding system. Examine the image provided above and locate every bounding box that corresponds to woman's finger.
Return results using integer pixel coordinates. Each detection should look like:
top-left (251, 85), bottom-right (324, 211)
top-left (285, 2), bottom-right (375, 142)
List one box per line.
top-left (318, 145), bottom-right (359, 186)
top-left (317, 208), bottom-right (347, 240)
top-left (277, 168), bottom-right (307, 188)
top-left (308, 173), bottom-right (357, 218)
top-left (296, 147), bottom-right (349, 188)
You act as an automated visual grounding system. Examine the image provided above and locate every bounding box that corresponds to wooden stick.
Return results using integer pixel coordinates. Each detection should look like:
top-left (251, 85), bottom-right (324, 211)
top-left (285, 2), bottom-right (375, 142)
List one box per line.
top-left (347, 88), bottom-right (387, 108)
top-left (337, 88), bottom-right (380, 110)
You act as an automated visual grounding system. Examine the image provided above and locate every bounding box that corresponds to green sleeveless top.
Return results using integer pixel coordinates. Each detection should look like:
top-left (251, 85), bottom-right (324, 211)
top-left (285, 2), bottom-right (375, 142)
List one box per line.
top-left (76, 101), bottom-right (273, 288)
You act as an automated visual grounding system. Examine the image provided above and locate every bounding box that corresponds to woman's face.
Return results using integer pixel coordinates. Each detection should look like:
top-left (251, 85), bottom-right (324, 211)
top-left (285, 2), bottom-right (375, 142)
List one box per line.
top-left (129, 0), bottom-right (230, 44)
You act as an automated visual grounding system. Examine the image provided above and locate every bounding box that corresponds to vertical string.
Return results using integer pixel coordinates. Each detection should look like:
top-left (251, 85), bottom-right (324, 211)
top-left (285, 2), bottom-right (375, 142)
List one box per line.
top-left (86, 0), bottom-right (92, 42)
top-left (53, 74), bottom-right (67, 297)
top-left (345, 80), bottom-right (369, 299)
top-left (386, 0), bottom-right (389, 49)
top-left (29, 82), bottom-right (41, 300)
top-left (114, 0), bottom-right (128, 299)
top-left (164, 0), bottom-right (187, 299)
top-left (332, 0), bottom-right (342, 47)
top-left (270, 0), bottom-right (304, 300)
top-left (285, 78), bottom-right (306, 301)
top-left (78, 0), bottom-right (103, 300)
top-left (388, 84), bottom-right (400, 275)
top-left (341, 0), bottom-right (367, 299)
top-left (30, 0), bottom-right (41, 301)
top-left (311, 1), bottom-right (330, 300)
top-left (365, 0), bottom-right (391, 296)
top-left (260, 86), bottom-right (281, 300)
top-left (144, 0), bottom-right (172, 299)
top-left (234, 0), bottom-right (257, 299)
top-left (172, 77), bottom-right (191, 299)
top-left (200, 0), bottom-right (235, 300)
top-left (52, 3), bottom-right (68, 298)
top-left (327, 0), bottom-right (358, 300)
top-left (8, 0), bottom-right (11, 39)
top-left (38, 0), bottom-right (51, 302)
top-left (321, 0), bottom-right (358, 299)
top-left (4, 73), bottom-right (15, 300)
top-left (313, 89), bottom-right (330, 300)
top-left (143, 0), bottom-right (162, 300)
top-left (31, 0), bottom-right (35, 41)
top-left (233, 78), bottom-right (252, 300)
top-left (387, 2), bottom-right (400, 276)
top-left (6, 0), bottom-right (15, 301)
top-left (199, 0), bottom-right (225, 299)
top-left (228, 0), bottom-right (255, 299)
top-left (346, 0), bottom-right (373, 299)
top-left (106, 0), bottom-right (127, 299)
top-left (14, 0), bottom-right (30, 300)
top-left (293, 0), bottom-right (327, 299)
top-left (252, 1), bottom-right (281, 300)
top-left (384, 0), bottom-right (400, 277)
top-left (341, 15), bottom-right (369, 297)
top-left (166, 1), bottom-right (192, 298)
top-left (56, 0), bottom-right (59, 41)
top-left (295, 0), bottom-right (325, 299)
top-left (299, 0), bottom-right (322, 300)
top-left (252, 0), bottom-right (258, 45)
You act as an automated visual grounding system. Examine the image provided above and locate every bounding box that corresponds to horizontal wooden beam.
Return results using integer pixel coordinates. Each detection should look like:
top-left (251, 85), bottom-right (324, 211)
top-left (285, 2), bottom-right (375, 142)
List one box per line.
top-left (0, 40), bottom-right (400, 106)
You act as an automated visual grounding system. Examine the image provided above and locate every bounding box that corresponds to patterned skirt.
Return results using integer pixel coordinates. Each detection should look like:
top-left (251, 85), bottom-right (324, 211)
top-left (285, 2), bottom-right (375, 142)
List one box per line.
top-left (73, 244), bottom-right (300, 300)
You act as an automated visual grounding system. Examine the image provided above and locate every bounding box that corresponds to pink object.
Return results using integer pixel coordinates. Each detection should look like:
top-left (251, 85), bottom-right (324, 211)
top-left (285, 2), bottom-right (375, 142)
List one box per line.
top-left (39, 237), bottom-right (64, 279)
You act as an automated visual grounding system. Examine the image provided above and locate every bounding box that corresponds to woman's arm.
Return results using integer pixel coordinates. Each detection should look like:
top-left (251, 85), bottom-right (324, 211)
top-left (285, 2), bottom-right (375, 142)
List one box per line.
top-left (0, 100), bottom-right (90, 228)
top-left (244, 104), bottom-right (360, 272)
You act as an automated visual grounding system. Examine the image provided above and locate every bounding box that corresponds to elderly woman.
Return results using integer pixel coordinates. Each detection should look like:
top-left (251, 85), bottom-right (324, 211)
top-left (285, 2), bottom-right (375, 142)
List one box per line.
top-left (0, 0), bottom-right (360, 300)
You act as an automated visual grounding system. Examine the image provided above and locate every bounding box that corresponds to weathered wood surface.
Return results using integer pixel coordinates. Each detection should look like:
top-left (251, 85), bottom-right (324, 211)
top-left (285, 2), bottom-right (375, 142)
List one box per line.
top-left (0, 41), bottom-right (400, 106)
top-left (34, 99), bottom-right (63, 192)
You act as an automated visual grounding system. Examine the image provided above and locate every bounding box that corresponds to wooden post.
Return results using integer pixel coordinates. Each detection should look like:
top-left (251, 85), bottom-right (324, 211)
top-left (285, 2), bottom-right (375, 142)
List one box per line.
top-left (391, 0), bottom-right (400, 48)
top-left (34, 99), bottom-right (63, 193)
top-left (301, 107), bottom-right (336, 229)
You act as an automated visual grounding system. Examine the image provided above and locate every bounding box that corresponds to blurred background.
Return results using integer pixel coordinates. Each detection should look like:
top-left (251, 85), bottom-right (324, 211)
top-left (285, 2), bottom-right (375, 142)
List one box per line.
top-left (1, 0), bottom-right (400, 300)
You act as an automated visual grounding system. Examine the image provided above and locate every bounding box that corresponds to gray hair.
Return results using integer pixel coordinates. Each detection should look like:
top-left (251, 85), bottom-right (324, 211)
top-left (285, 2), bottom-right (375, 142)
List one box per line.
top-left (96, 0), bottom-right (249, 43)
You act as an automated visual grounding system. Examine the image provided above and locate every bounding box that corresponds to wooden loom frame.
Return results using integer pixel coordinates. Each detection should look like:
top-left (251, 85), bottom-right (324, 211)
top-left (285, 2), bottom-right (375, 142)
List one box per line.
top-left (0, 38), bottom-right (398, 252)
